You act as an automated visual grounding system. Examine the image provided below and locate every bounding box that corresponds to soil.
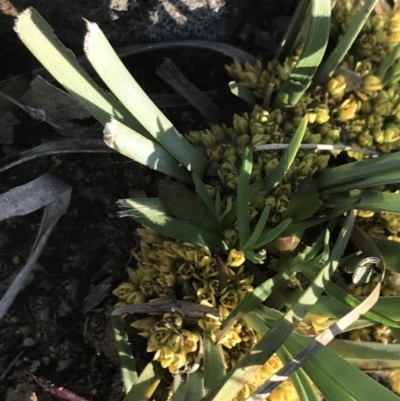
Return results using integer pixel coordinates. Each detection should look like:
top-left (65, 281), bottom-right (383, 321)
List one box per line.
top-left (0, 1), bottom-right (299, 400)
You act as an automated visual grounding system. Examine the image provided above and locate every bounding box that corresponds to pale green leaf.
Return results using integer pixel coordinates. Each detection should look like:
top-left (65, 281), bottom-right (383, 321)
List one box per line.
top-left (14, 9), bottom-right (147, 135)
top-left (123, 361), bottom-right (164, 401)
top-left (84, 21), bottom-right (208, 176)
top-left (274, 0), bottom-right (331, 108)
top-left (242, 205), bottom-right (270, 250)
top-left (229, 82), bottom-right (257, 105)
top-left (315, 151), bottom-right (400, 189)
top-left (118, 198), bottom-right (225, 251)
top-left (192, 172), bottom-right (216, 215)
top-left (326, 191), bottom-right (400, 214)
top-left (111, 315), bottom-right (137, 393)
top-left (328, 339), bottom-right (400, 370)
top-left (185, 370), bottom-right (205, 401)
top-left (275, 0), bottom-right (310, 62)
top-left (104, 119), bottom-right (191, 181)
top-left (204, 332), bottom-right (226, 391)
top-left (254, 218), bottom-right (293, 249)
top-left (237, 147), bottom-right (253, 248)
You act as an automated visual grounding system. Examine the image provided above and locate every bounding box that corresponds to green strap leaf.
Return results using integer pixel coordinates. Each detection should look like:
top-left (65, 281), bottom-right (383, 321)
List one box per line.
top-left (158, 180), bottom-right (222, 234)
top-left (315, 150), bottom-right (400, 189)
top-left (254, 218), bottom-right (293, 249)
top-left (104, 119), bottom-right (191, 182)
top-left (111, 315), bottom-right (137, 393)
top-left (192, 172), bottom-right (216, 216)
top-left (283, 177), bottom-right (319, 221)
top-left (184, 370), bottom-right (205, 401)
top-left (274, 0), bottom-right (331, 108)
top-left (237, 147), bottom-right (253, 248)
top-left (275, 0), bottom-right (310, 62)
top-left (204, 332), bottom-right (226, 391)
top-left (242, 205), bottom-right (271, 251)
top-left (328, 339), bottom-right (400, 370)
top-left (14, 8), bottom-right (148, 135)
top-left (316, 0), bottom-right (380, 84)
top-left (326, 191), bottom-right (400, 214)
top-left (252, 115), bottom-right (308, 196)
top-left (376, 239), bottom-right (400, 274)
top-left (228, 82), bottom-right (257, 105)
top-left (84, 20), bottom-right (208, 176)
top-left (118, 198), bottom-right (225, 251)
top-left (123, 361), bottom-right (164, 401)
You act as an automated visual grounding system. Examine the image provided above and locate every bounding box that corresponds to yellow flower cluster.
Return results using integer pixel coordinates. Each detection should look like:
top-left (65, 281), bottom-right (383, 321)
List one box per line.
top-left (113, 227), bottom-right (259, 372)
top-left (348, 324), bottom-right (395, 344)
top-left (132, 313), bottom-right (199, 373)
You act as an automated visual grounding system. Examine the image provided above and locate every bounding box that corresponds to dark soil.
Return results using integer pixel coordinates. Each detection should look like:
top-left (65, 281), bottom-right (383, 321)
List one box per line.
top-left (0, 1), bottom-right (298, 400)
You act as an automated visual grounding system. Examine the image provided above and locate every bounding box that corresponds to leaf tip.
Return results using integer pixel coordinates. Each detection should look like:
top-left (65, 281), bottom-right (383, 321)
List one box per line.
top-left (14, 7), bottom-right (34, 36)
top-left (83, 20), bottom-right (99, 55)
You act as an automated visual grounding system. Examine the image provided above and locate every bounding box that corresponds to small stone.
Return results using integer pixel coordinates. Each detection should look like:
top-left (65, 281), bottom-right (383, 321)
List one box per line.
top-left (23, 337), bottom-right (36, 347)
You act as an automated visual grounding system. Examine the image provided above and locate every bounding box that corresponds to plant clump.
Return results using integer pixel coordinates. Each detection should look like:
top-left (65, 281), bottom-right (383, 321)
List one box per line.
top-left (110, 2), bottom-right (400, 400)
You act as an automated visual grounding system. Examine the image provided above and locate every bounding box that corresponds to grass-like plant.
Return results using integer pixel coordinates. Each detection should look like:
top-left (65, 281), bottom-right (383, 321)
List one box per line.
top-left (13, 1), bottom-right (400, 400)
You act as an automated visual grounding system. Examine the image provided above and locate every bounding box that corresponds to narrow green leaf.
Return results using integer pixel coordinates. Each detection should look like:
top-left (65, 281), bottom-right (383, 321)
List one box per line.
top-left (104, 119), bottom-right (191, 182)
top-left (111, 315), bottom-right (137, 393)
top-left (282, 200), bottom-right (359, 237)
top-left (192, 172), bottom-right (216, 215)
top-left (254, 218), bottom-right (293, 249)
top-left (315, 150), bottom-right (400, 189)
top-left (185, 370), bottom-right (205, 401)
top-left (172, 375), bottom-right (186, 401)
top-left (84, 21), bottom-right (208, 176)
top-left (387, 61), bottom-right (400, 85)
top-left (290, 367), bottom-right (321, 401)
top-left (204, 332), bottom-right (226, 391)
top-left (321, 168), bottom-right (400, 195)
top-left (283, 177), bottom-right (319, 221)
top-left (378, 43), bottom-right (400, 82)
top-left (261, 115), bottom-right (308, 195)
top-left (215, 191), bottom-right (222, 218)
top-left (274, 0), bottom-right (331, 108)
top-left (123, 361), bottom-right (164, 401)
top-left (328, 339), bottom-right (400, 370)
top-left (219, 196), bottom-right (233, 222)
top-left (275, 0), bottom-right (309, 62)
top-left (326, 191), bottom-right (400, 214)
top-left (316, 0), bottom-right (380, 84)
top-left (202, 212), bottom-right (354, 401)
top-left (242, 205), bottom-right (271, 250)
top-left (237, 147), bottom-right (253, 248)
top-left (158, 180), bottom-right (222, 234)
top-left (228, 82), bottom-right (257, 105)
top-left (14, 9), bottom-right (148, 135)
top-left (118, 198), bottom-right (225, 251)
top-left (376, 239), bottom-right (400, 274)
top-left (310, 296), bottom-right (400, 323)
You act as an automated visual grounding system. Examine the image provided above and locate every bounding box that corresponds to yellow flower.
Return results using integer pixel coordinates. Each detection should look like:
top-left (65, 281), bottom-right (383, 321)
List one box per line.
top-left (227, 249), bottom-right (245, 267)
